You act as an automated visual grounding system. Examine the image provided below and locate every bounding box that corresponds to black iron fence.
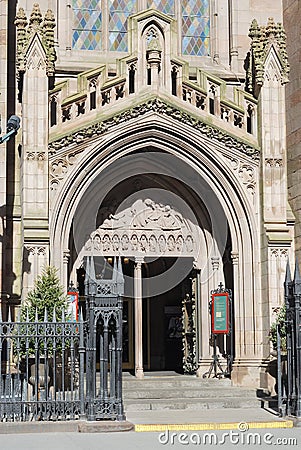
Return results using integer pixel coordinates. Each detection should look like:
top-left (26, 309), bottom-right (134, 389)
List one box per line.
top-left (277, 261), bottom-right (301, 418)
top-left (0, 310), bottom-right (85, 421)
top-left (0, 300), bottom-right (124, 422)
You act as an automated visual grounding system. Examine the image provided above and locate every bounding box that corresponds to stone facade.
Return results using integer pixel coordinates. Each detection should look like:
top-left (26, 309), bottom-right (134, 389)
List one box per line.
top-left (0, 0), bottom-right (296, 389)
top-left (284, 2), bottom-right (301, 261)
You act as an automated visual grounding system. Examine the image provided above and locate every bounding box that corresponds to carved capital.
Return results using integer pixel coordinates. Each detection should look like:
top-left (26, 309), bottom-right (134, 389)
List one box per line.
top-left (211, 256), bottom-right (220, 271)
top-left (135, 256), bottom-right (144, 269)
top-left (231, 251), bottom-right (239, 265)
top-left (63, 249), bottom-right (70, 264)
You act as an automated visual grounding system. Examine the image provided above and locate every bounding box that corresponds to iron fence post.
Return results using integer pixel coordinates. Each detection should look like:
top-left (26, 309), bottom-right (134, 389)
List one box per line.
top-left (293, 261), bottom-right (301, 417)
top-left (277, 324), bottom-right (284, 416)
top-left (79, 311), bottom-right (86, 420)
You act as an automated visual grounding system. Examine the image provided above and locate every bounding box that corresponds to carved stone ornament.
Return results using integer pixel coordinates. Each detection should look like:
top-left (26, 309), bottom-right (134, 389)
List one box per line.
top-left (15, 3), bottom-right (56, 78)
top-left (49, 98), bottom-right (260, 161)
top-left (265, 158), bottom-right (283, 167)
top-left (26, 151), bottom-right (46, 161)
top-left (223, 156), bottom-right (256, 196)
top-left (270, 248), bottom-right (289, 258)
top-left (247, 17), bottom-right (289, 94)
top-left (50, 153), bottom-right (78, 191)
top-left (81, 199), bottom-right (200, 258)
top-left (25, 245), bottom-right (47, 256)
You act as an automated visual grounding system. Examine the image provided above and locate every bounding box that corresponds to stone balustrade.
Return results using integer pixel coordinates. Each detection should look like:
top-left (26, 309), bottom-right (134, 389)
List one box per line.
top-left (49, 63), bottom-right (257, 143)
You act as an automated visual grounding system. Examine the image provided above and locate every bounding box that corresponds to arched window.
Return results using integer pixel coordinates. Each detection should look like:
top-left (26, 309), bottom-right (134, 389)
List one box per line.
top-left (109, 0), bottom-right (137, 51)
top-left (147, 0), bottom-right (175, 16)
top-left (72, 0), bottom-right (102, 50)
top-left (182, 0), bottom-right (210, 56)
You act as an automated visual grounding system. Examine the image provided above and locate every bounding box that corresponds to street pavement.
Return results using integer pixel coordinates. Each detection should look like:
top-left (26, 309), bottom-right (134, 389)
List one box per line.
top-left (0, 407), bottom-right (300, 449)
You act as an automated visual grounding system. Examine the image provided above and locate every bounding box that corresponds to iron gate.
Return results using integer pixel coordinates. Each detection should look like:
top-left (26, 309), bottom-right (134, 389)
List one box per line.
top-left (277, 261), bottom-right (301, 418)
top-left (0, 256), bottom-right (125, 422)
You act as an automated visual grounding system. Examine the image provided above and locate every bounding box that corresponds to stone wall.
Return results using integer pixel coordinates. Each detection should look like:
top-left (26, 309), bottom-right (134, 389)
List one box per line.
top-left (284, 1), bottom-right (301, 260)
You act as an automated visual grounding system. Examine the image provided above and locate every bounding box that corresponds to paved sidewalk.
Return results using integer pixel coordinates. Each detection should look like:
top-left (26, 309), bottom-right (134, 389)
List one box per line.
top-left (126, 407), bottom-right (294, 432)
top-left (0, 406), bottom-right (295, 434)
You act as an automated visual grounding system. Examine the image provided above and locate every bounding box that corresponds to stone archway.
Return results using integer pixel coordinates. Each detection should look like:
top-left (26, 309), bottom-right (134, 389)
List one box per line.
top-left (74, 195), bottom-right (211, 378)
top-left (49, 116), bottom-right (261, 385)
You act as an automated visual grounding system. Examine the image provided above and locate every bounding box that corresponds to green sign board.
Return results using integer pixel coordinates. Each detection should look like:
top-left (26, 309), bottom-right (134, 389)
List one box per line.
top-left (211, 293), bottom-right (229, 334)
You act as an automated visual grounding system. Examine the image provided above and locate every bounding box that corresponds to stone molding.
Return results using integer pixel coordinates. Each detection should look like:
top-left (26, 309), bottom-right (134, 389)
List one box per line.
top-left (48, 98), bottom-right (260, 161)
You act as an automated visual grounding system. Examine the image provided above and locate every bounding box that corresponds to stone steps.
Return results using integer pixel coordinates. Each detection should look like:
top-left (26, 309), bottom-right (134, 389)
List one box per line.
top-left (122, 375), bottom-right (259, 411)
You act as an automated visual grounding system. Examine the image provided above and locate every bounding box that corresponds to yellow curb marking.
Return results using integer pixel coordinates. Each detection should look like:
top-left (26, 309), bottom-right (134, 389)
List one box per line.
top-left (135, 421), bottom-right (294, 432)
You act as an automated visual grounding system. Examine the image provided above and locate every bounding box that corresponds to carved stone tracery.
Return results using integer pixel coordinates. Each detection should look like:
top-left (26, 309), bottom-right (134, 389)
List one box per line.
top-left (223, 156), bottom-right (256, 196)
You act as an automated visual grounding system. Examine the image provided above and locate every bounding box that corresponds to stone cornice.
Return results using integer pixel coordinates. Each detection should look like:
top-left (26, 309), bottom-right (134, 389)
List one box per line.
top-left (49, 98), bottom-right (260, 161)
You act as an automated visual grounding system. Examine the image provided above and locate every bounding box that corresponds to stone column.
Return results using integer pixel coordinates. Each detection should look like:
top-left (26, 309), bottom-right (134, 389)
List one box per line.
top-left (146, 48), bottom-right (161, 90)
top-left (63, 249), bottom-right (70, 290)
top-left (229, 0), bottom-right (239, 72)
top-left (134, 256), bottom-right (144, 379)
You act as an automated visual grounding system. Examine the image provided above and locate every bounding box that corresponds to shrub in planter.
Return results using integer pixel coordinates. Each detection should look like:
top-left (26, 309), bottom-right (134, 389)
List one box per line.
top-left (16, 267), bottom-right (73, 391)
top-left (18, 266), bottom-right (69, 358)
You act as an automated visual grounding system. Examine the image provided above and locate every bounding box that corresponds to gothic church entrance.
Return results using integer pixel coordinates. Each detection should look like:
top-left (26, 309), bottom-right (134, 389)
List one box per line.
top-left (68, 156), bottom-right (233, 378)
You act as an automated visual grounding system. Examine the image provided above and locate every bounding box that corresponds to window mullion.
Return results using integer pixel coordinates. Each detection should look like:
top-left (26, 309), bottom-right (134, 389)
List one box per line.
top-left (103, 0), bottom-right (109, 52)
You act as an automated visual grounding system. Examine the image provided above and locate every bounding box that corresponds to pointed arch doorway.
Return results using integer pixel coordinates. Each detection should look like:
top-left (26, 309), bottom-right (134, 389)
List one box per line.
top-left (71, 184), bottom-right (232, 378)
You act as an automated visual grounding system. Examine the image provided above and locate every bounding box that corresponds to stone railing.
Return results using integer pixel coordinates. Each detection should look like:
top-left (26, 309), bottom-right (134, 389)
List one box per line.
top-left (49, 63), bottom-right (257, 142)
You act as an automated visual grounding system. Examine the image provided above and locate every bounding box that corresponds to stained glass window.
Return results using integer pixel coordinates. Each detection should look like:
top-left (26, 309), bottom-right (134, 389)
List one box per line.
top-left (109, 0), bottom-right (137, 52)
top-left (147, 0), bottom-right (175, 16)
top-left (72, 0), bottom-right (102, 50)
top-left (182, 0), bottom-right (210, 56)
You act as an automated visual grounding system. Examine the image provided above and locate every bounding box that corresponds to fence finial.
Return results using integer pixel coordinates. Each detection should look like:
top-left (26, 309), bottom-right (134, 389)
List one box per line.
top-left (112, 257), bottom-right (117, 282)
top-left (294, 258), bottom-right (301, 283)
top-left (8, 307), bottom-right (12, 323)
top-left (53, 306), bottom-right (56, 322)
top-left (285, 259), bottom-right (292, 283)
top-left (117, 256), bottom-right (124, 296)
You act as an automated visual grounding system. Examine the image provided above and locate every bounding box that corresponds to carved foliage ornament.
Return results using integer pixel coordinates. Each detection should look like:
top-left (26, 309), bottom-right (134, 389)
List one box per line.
top-left (15, 3), bottom-right (56, 78)
top-left (49, 98), bottom-right (260, 161)
top-left (247, 17), bottom-right (289, 94)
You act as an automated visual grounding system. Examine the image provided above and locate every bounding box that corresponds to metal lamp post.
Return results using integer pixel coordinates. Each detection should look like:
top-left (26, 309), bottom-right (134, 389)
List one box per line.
top-left (0, 115), bottom-right (20, 143)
